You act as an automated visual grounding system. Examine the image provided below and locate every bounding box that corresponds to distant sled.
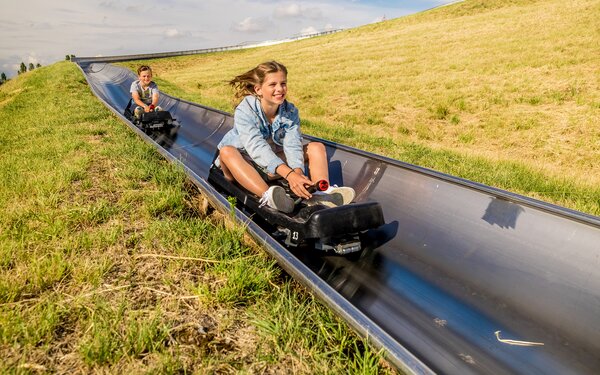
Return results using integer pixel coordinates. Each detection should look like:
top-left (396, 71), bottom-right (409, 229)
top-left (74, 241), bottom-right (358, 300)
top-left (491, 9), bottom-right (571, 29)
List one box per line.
top-left (123, 99), bottom-right (178, 131)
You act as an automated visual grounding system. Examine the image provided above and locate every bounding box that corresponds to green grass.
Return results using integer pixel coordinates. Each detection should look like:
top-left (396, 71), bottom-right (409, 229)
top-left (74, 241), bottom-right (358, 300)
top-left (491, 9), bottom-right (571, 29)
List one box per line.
top-left (250, 283), bottom-right (386, 373)
top-left (3, 0), bottom-right (599, 372)
top-left (120, 0), bottom-right (600, 216)
top-left (0, 63), bottom-right (392, 373)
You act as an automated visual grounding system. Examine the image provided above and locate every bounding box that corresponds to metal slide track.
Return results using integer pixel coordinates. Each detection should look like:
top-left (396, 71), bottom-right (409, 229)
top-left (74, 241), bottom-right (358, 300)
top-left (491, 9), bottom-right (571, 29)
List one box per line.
top-left (75, 60), bottom-right (600, 375)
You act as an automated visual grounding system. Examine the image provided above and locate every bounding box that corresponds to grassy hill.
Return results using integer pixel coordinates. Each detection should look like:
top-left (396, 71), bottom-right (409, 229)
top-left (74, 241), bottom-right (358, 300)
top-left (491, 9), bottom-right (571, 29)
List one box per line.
top-left (0, 64), bottom-right (391, 373)
top-left (121, 0), bottom-right (599, 215)
top-left (1, 0), bottom-right (599, 373)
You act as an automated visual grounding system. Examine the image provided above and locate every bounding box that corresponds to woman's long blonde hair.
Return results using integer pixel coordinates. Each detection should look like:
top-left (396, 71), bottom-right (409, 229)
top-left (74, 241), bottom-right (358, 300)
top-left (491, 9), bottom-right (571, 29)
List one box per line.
top-left (230, 61), bottom-right (288, 102)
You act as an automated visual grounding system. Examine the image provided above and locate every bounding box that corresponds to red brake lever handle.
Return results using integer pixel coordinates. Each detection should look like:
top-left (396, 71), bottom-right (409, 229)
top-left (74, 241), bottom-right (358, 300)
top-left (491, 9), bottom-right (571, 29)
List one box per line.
top-left (306, 179), bottom-right (329, 193)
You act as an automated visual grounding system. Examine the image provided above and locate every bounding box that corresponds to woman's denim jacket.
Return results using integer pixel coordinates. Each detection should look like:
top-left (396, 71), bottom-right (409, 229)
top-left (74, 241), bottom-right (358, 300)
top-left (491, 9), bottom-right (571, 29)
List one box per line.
top-left (217, 95), bottom-right (304, 174)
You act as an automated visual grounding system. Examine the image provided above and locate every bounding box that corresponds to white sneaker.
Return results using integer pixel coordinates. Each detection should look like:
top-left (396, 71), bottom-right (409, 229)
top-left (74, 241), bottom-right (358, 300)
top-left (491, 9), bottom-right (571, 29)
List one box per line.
top-left (324, 185), bottom-right (355, 205)
top-left (306, 185), bottom-right (355, 207)
top-left (259, 186), bottom-right (295, 213)
top-left (134, 106), bottom-right (144, 119)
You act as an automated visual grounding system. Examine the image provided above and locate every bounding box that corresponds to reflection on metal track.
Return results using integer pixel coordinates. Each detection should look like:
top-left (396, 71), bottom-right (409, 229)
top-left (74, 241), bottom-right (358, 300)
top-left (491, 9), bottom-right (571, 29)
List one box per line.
top-left (75, 60), bottom-right (600, 375)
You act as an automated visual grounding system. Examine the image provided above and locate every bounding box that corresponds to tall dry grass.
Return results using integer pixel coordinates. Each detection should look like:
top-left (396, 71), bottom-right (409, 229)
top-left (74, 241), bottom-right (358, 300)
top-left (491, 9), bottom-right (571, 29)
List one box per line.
top-left (123, 0), bottom-right (599, 214)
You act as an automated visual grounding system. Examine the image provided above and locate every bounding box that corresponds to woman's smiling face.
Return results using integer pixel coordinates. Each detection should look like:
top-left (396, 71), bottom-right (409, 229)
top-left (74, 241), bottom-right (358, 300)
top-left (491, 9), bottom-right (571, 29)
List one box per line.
top-left (255, 70), bottom-right (287, 107)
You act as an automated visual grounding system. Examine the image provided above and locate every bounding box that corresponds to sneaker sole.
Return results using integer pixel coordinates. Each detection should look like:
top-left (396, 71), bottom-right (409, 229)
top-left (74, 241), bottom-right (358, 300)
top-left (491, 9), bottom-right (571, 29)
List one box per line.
top-left (271, 186), bottom-right (295, 213)
top-left (328, 187), bottom-right (355, 205)
top-left (305, 195), bottom-right (341, 207)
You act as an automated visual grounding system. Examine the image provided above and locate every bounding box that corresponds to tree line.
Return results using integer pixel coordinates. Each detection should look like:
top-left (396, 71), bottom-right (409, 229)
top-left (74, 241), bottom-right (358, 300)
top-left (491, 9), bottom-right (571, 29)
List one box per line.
top-left (0, 61), bottom-right (43, 86)
top-left (0, 55), bottom-right (78, 86)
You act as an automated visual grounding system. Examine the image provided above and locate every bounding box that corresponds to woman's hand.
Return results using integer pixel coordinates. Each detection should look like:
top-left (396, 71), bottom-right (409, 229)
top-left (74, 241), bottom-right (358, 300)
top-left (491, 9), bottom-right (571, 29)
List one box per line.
top-left (286, 170), bottom-right (313, 199)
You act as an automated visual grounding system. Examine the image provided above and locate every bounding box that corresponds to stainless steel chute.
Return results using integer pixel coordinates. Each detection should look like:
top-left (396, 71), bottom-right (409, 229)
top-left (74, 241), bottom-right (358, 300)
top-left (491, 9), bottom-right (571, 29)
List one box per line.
top-left (75, 60), bottom-right (600, 375)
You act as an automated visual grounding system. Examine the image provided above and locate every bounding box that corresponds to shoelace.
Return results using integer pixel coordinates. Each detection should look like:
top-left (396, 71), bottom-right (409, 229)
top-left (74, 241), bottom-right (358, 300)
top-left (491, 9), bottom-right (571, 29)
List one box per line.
top-left (258, 193), bottom-right (268, 208)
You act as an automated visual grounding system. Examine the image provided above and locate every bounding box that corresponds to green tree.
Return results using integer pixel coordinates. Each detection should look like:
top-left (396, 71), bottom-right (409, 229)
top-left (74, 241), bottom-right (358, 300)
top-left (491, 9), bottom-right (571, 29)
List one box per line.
top-left (65, 55), bottom-right (70, 61)
top-left (0, 72), bottom-right (6, 82)
top-left (19, 62), bottom-right (27, 74)
top-left (28, 63), bottom-right (35, 71)
top-left (36, 63), bottom-right (42, 68)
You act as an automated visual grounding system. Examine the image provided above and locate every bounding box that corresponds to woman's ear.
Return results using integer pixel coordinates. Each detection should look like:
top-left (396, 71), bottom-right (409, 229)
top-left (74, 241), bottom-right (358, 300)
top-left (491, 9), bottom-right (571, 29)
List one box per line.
top-left (254, 84), bottom-right (262, 97)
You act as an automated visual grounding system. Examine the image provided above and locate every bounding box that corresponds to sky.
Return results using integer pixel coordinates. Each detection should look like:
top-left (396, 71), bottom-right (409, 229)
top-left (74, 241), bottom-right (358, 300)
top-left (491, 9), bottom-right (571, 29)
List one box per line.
top-left (0, 0), bottom-right (451, 78)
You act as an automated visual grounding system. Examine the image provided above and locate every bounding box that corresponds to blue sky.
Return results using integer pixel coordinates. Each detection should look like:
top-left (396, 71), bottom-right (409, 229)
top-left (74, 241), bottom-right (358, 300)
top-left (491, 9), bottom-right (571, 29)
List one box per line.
top-left (0, 0), bottom-right (452, 78)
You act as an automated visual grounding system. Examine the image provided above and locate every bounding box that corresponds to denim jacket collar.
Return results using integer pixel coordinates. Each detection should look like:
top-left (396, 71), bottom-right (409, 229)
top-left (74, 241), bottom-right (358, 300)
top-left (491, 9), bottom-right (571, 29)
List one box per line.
top-left (217, 95), bottom-right (304, 174)
top-left (244, 96), bottom-right (295, 146)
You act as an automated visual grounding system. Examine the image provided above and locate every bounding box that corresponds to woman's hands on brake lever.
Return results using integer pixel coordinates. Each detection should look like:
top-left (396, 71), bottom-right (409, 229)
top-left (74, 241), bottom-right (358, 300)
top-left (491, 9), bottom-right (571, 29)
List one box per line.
top-left (286, 171), bottom-right (313, 199)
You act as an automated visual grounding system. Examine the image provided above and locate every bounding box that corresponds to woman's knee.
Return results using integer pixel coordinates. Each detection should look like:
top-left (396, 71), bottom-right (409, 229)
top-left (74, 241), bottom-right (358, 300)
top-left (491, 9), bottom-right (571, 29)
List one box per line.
top-left (306, 141), bottom-right (325, 157)
top-left (219, 146), bottom-right (239, 163)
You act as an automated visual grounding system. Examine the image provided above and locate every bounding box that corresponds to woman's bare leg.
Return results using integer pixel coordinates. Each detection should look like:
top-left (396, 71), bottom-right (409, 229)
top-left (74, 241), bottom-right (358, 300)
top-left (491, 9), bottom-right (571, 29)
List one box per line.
top-left (304, 141), bottom-right (355, 205)
top-left (219, 146), bottom-right (269, 197)
top-left (304, 142), bottom-right (329, 183)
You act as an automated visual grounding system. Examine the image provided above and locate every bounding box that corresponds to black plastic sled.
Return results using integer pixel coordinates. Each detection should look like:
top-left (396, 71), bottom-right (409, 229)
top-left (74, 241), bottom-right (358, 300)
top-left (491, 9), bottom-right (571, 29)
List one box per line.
top-left (124, 99), bottom-right (177, 131)
top-left (208, 166), bottom-right (385, 255)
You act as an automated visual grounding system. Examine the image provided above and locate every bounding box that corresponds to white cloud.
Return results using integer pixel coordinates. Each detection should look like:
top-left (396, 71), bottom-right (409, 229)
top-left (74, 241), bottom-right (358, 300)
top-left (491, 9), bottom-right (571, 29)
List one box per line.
top-left (274, 3), bottom-right (323, 19)
top-left (165, 28), bottom-right (187, 38)
top-left (301, 6), bottom-right (324, 20)
top-left (300, 26), bottom-right (318, 35)
top-left (275, 4), bottom-right (302, 17)
top-left (0, 0), bottom-right (454, 78)
top-left (25, 53), bottom-right (41, 65)
top-left (99, 1), bottom-right (119, 9)
top-left (233, 17), bottom-right (267, 33)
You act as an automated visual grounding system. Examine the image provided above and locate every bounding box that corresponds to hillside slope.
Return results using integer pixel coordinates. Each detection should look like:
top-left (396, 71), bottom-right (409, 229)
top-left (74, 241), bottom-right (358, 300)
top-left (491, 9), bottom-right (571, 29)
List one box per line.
top-left (126, 0), bottom-right (599, 213)
top-left (0, 63), bottom-right (392, 373)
